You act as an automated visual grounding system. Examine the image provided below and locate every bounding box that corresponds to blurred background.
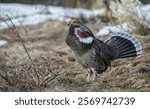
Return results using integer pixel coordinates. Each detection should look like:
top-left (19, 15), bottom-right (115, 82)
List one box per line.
top-left (0, 0), bottom-right (150, 92)
top-left (1, 0), bottom-right (150, 8)
top-left (1, 0), bottom-right (99, 8)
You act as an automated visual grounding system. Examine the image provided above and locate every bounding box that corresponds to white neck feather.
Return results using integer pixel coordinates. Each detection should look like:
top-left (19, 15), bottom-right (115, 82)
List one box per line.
top-left (74, 28), bottom-right (94, 44)
top-left (78, 37), bottom-right (94, 44)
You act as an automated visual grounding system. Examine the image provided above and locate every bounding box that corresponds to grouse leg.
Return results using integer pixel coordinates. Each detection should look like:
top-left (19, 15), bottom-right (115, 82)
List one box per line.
top-left (86, 68), bottom-right (97, 82)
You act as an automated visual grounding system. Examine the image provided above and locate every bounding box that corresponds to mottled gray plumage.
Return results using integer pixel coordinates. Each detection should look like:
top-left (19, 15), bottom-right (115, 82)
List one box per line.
top-left (66, 19), bottom-right (142, 81)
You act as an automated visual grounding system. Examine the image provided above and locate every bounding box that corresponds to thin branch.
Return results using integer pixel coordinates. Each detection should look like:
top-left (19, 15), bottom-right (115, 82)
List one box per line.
top-left (6, 15), bottom-right (40, 84)
top-left (43, 73), bottom-right (61, 86)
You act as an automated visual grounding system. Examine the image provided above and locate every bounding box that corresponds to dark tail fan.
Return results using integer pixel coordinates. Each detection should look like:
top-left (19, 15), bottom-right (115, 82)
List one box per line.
top-left (105, 32), bottom-right (142, 59)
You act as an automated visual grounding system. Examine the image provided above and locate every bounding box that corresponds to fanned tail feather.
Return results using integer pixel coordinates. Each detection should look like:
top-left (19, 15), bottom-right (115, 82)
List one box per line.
top-left (105, 32), bottom-right (142, 59)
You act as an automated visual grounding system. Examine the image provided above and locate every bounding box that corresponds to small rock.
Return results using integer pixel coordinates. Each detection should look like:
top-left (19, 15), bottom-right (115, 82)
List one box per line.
top-left (135, 67), bottom-right (150, 73)
top-left (67, 56), bottom-right (75, 62)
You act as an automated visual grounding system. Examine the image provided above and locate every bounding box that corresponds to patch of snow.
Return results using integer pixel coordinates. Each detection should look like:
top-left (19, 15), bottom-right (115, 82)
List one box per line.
top-left (0, 3), bottom-right (105, 30)
top-left (0, 14), bottom-right (70, 30)
top-left (0, 3), bottom-right (46, 19)
top-left (132, 4), bottom-right (150, 28)
top-left (96, 23), bottom-right (133, 36)
top-left (47, 6), bottom-right (105, 19)
top-left (0, 40), bottom-right (8, 46)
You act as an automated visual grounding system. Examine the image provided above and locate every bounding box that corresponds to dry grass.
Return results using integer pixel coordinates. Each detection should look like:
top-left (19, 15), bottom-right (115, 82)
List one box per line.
top-left (0, 21), bottom-right (150, 92)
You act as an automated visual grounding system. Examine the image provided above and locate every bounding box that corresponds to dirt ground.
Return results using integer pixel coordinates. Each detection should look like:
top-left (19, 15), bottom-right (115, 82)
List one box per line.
top-left (0, 20), bottom-right (150, 92)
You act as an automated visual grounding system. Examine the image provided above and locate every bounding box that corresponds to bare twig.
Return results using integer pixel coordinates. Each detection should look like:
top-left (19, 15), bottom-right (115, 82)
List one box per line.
top-left (43, 73), bottom-right (61, 86)
top-left (40, 56), bottom-right (61, 85)
top-left (6, 15), bottom-right (40, 84)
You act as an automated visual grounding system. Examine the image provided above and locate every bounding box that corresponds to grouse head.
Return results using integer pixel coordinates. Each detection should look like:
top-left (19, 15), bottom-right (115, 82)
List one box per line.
top-left (68, 18), bottom-right (95, 44)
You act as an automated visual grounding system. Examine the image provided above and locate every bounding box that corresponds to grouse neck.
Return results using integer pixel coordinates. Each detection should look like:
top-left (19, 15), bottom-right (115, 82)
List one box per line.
top-left (74, 28), bottom-right (94, 44)
top-left (67, 35), bottom-right (93, 55)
